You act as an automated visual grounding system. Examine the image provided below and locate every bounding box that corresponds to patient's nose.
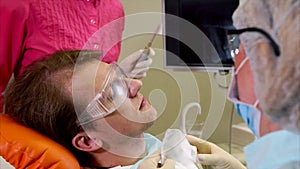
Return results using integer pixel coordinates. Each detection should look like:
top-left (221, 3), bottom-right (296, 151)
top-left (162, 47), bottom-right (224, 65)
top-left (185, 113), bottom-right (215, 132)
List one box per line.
top-left (125, 79), bottom-right (142, 98)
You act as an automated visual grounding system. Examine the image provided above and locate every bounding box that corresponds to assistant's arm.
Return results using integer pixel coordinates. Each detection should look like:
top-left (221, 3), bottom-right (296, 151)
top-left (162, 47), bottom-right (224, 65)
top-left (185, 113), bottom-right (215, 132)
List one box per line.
top-left (0, 1), bottom-right (29, 112)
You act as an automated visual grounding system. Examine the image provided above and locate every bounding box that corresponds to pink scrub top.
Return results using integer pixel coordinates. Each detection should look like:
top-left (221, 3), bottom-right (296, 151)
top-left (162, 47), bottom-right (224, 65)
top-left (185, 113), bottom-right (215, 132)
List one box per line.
top-left (0, 0), bottom-right (125, 112)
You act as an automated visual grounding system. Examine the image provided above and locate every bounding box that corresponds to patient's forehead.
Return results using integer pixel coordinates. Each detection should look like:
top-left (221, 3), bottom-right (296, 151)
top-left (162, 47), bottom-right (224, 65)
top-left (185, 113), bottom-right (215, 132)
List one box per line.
top-left (77, 61), bottom-right (110, 90)
top-left (70, 60), bottom-right (111, 110)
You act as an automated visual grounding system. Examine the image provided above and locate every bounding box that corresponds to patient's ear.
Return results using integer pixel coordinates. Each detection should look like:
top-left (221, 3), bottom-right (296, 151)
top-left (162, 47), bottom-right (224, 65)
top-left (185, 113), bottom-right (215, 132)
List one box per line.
top-left (72, 132), bottom-right (103, 152)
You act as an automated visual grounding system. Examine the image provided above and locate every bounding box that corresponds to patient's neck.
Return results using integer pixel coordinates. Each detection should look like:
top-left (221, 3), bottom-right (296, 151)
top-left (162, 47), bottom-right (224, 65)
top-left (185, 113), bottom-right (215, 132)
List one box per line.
top-left (90, 134), bottom-right (147, 168)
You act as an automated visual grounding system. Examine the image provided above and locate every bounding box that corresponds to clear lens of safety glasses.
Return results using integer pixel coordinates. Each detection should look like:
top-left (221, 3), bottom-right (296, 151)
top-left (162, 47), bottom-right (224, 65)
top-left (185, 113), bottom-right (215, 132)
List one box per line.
top-left (79, 63), bottom-right (128, 125)
top-left (227, 34), bottom-right (240, 59)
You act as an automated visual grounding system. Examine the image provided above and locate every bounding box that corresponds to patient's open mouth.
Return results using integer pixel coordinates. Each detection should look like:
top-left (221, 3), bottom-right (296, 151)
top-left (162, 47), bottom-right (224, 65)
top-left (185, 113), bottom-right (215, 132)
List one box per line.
top-left (139, 96), bottom-right (147, 110)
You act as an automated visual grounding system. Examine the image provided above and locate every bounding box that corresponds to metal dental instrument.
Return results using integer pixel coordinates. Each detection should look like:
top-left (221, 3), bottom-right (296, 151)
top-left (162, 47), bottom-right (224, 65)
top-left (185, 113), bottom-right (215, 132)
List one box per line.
top-left (137, 24), bottom-right (162, 62)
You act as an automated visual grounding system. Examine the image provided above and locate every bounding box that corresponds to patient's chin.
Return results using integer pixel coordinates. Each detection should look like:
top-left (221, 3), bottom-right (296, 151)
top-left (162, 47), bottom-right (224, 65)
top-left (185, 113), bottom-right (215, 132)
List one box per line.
top-left (141, 106), bottom-right (158, 123)
top-left (122, 106), bottom-right (158, 124)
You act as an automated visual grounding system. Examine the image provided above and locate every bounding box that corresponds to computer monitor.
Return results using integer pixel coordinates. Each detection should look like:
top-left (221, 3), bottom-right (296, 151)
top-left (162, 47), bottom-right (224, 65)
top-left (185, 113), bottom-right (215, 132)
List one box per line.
top-left (163, 0), bottom-right (239, 71)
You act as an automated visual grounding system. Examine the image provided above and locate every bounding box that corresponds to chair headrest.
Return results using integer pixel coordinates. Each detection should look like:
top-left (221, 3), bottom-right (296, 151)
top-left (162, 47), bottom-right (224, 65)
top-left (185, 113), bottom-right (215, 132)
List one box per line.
top-left (0, 114), bottom-right (81, 168)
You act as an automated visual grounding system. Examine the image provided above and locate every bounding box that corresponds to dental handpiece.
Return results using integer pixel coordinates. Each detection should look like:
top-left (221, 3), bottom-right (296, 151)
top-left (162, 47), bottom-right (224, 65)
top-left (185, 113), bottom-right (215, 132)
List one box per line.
top-left (137, 42), bottom-right (152, 62)
top-left (136, 24), bottom-right (162, 63)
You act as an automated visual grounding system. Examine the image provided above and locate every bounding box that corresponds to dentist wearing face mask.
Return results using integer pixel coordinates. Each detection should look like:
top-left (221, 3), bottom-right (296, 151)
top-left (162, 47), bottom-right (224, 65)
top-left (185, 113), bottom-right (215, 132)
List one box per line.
top-left (188, 0), bottom-right (300, 169)
top-left (227, 45), bottom-right (281, 139)
top-left (227, 51), bottom-right (262, 138)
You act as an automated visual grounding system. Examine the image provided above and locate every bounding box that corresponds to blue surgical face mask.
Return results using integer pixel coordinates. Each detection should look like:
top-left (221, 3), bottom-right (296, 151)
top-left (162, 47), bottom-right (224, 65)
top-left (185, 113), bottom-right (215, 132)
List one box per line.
top-left (234, 103), bottom-right (261, 137)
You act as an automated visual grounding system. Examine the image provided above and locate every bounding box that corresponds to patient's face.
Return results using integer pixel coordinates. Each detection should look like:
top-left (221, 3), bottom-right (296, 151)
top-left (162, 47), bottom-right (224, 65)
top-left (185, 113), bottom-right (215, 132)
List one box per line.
top-left (103, 78), bottom-right (157, 137)
top-left (77, 61), bottom-right (157, 140)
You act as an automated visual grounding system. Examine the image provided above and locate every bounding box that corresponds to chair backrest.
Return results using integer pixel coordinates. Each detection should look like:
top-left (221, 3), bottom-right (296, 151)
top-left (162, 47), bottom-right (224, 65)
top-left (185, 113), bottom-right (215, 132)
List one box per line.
top-left (0, 114), bottom-right (81, 169)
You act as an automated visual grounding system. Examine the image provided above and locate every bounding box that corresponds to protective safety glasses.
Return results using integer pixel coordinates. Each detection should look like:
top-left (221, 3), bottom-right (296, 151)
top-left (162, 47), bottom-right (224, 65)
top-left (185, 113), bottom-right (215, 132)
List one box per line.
top-left (227, 27), bottom-right (281, 58)
top-left (79, 63), bottom-right (128, 125)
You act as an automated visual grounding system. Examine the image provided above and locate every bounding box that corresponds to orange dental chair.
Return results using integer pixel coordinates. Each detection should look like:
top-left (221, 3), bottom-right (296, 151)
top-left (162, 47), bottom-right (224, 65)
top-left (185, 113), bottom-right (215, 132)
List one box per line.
top-left (0, 114), bottom-right (81, 169)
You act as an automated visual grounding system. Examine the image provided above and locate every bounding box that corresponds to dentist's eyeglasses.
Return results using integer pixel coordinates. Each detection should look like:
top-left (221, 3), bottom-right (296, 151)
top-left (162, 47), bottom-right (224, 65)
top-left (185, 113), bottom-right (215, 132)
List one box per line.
top-left (79, 63), bottom-right (128, 125)
top-left (226, 27), bottom-right (281, 58)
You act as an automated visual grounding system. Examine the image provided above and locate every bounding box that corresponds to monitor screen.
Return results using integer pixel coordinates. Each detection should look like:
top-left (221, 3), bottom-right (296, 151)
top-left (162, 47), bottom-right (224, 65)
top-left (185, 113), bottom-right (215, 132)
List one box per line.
top-left (163, 0), bottom-right (239, 71)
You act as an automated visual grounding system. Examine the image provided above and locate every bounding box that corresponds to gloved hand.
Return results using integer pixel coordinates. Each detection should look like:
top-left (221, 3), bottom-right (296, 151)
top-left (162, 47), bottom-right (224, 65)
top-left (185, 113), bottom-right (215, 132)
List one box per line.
top-left (119, 48), bottom-right (154, 79)
top-left (138, 152), bottom-right (175, 169)
top-left (186, 135), bottom-right (247, 169)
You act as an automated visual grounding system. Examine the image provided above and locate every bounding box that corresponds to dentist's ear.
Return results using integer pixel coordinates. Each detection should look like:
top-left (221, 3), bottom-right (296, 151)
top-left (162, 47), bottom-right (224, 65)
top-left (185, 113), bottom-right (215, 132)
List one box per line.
top-left (72, 132), bottom-right (103, 152)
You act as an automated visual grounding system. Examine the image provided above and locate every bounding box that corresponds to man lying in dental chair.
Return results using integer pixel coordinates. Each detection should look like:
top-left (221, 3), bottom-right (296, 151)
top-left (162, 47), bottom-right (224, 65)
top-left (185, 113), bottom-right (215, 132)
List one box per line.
top-left (3, 50), bottom-right (198, 169)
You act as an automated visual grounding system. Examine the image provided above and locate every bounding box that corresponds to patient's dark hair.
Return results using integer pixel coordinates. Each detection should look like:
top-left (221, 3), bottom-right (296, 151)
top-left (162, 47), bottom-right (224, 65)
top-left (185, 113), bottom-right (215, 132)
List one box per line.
top-left (4, 50), bottom-right (101, 165)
